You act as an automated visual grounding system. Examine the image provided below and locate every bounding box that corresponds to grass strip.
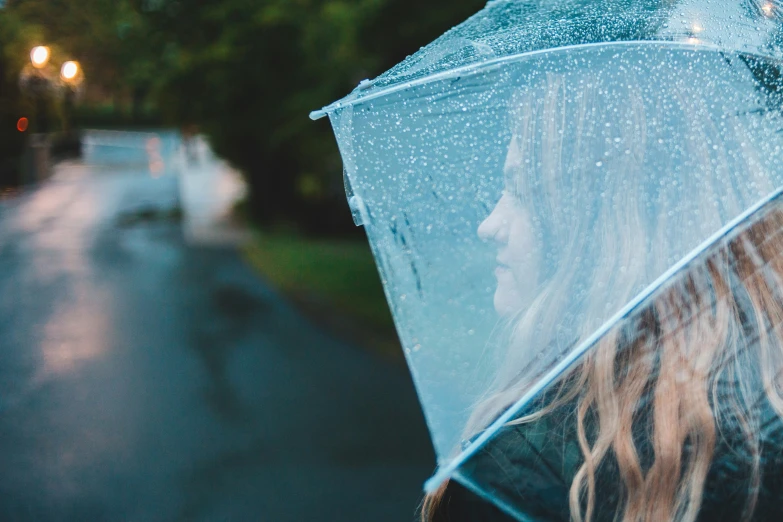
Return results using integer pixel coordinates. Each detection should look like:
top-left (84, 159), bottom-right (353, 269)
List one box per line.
top-left (243, 231), bottom-right (396, 335)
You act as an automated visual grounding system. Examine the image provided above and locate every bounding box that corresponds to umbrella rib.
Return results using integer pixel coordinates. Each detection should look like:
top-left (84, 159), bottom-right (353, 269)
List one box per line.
top-left (311, 40), bottom-right (729, 120)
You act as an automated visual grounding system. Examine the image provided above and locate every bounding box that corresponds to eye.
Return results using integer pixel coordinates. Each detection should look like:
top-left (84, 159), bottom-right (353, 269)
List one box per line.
top-left (500, 189), bottom-right (517, 204)
top-left (504, 185), bottom-right (523, 204)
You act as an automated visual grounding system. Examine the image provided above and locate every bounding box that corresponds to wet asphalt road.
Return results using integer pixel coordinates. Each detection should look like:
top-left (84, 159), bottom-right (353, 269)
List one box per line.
top-left (0, 134), bottom-right (434, 521)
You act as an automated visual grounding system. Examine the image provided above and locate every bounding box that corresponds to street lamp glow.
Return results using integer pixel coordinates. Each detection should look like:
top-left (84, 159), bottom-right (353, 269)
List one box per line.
top-left (61, 61), bottom-right (79, 81)
top-left (30, 46), bottom-right (50, 68)
top-left (762, 2), bottom-right (774, 16)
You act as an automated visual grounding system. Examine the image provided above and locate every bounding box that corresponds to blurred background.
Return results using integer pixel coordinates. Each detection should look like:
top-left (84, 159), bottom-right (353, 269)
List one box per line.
top-left (0, 0), bottom-right (485, 520)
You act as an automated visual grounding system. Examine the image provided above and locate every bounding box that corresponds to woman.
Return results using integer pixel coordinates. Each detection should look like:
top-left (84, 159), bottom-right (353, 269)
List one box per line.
top-left (423, 60), bottom-right (783, 522)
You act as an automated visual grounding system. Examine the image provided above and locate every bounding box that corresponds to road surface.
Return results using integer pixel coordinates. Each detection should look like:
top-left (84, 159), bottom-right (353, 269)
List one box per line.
top-left (0, 131), bottom-right (434, 521)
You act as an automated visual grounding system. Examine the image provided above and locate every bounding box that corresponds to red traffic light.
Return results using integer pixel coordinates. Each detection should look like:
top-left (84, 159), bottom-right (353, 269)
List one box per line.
top-left (17, 117), bottom-right (29, 132)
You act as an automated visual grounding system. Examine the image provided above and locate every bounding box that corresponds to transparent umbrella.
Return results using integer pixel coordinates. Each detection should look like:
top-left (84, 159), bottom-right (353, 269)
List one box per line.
top-left (312, 1), bottom-right (783, 520)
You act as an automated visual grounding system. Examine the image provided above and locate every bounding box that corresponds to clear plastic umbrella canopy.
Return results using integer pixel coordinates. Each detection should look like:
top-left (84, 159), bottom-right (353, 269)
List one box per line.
top-left (313, 1), bottom-right (783, 519)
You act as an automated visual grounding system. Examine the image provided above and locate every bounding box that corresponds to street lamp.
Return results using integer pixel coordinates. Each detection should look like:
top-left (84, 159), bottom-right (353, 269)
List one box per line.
top-left (59, 61), bottom-right (83, 141)
top-left (60, 61), bottom-right (80, 83)
top-left (30, 46), bottom-right (50, 69)
top-left (20, 47), bottom-right (57, 134)
top-left (19, 47), bottom-right (57, 183)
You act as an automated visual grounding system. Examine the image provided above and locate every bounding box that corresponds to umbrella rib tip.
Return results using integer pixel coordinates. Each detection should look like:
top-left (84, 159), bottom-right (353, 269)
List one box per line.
top-left (309, 110), bottom-right (327, 121)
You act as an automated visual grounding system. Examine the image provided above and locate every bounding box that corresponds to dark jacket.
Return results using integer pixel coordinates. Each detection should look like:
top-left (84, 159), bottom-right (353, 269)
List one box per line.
top-left (433, 399), bottom-right (783, 522)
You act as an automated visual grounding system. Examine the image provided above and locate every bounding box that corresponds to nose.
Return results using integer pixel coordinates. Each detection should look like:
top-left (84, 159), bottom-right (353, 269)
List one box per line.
top-left (478, 197), bottom-right (509, 244)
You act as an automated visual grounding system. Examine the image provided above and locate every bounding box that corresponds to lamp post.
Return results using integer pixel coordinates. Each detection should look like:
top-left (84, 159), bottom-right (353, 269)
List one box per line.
top-left (19, 46), bottom-right (56, 134)
top-left (30, 46), bottom-right (50, 69)
top-left (17, 46), bottom-right (57, 184)
top-left (59, 61), bottom-right (83, 138)
top-left (60, 61), bottom-right (80, 82)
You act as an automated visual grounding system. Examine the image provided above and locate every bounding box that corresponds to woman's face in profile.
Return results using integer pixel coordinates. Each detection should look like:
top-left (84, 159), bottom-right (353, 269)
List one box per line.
top-left (478, 137), bottom-right (540, 317)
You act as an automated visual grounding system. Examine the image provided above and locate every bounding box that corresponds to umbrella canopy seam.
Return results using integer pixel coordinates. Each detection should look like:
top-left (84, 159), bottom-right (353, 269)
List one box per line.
top-left (310, 39), bottom-right (767, 120)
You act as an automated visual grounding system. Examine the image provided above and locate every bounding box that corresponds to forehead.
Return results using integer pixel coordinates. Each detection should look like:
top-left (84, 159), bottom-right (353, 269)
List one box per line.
top-left (503, 136), bottom-right (524, 189)
top-left (504, 136), bottom-right (523, 169)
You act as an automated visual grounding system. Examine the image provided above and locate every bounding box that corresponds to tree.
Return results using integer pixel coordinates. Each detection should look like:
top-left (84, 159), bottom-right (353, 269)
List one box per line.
top-left (0, 9), bottom-right (38, 185)
top-left (5, 0), bottom-right (163, 118)
top-left (145, 0), bottom-right (484, 235)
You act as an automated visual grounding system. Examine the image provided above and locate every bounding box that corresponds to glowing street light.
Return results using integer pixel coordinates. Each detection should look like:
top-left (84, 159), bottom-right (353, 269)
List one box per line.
top-left (60, 61), bottom-right (80, 82)
top-left (762, 2), bottom-right (775, 16)
top-left (30, 46), bottom-right (50, 68)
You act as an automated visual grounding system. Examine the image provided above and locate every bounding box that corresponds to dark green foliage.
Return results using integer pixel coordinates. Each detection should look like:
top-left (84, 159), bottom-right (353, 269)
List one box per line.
top-left (145, 0), bottom-right (485, 236)
top-left (0, 19), bottom-right (27, 187)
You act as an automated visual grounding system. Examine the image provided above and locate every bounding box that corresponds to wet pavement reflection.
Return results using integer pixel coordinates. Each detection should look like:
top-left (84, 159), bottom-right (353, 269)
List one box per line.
top-left (0, 131), bottom-right (433, 521)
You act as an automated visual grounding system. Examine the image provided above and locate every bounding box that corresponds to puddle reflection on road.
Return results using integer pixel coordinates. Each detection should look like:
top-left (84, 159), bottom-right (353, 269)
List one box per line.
top-left (40, 287), bottom-right (111, 377)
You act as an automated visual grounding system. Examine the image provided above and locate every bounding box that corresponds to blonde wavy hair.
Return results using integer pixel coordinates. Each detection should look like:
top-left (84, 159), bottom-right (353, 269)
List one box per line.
top-left (423, 55), bottom-right (783, 522)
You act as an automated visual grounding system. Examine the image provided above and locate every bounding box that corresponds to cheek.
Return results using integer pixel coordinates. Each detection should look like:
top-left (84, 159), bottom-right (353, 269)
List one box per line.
top-left (506, 214), bottom-right (540, 289)
top-left (507, 216), bottom-right (536, 260)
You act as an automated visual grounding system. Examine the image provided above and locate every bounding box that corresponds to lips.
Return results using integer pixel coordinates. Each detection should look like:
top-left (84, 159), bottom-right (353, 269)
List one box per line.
top-left (495, 257), bottom-right (512, 279)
